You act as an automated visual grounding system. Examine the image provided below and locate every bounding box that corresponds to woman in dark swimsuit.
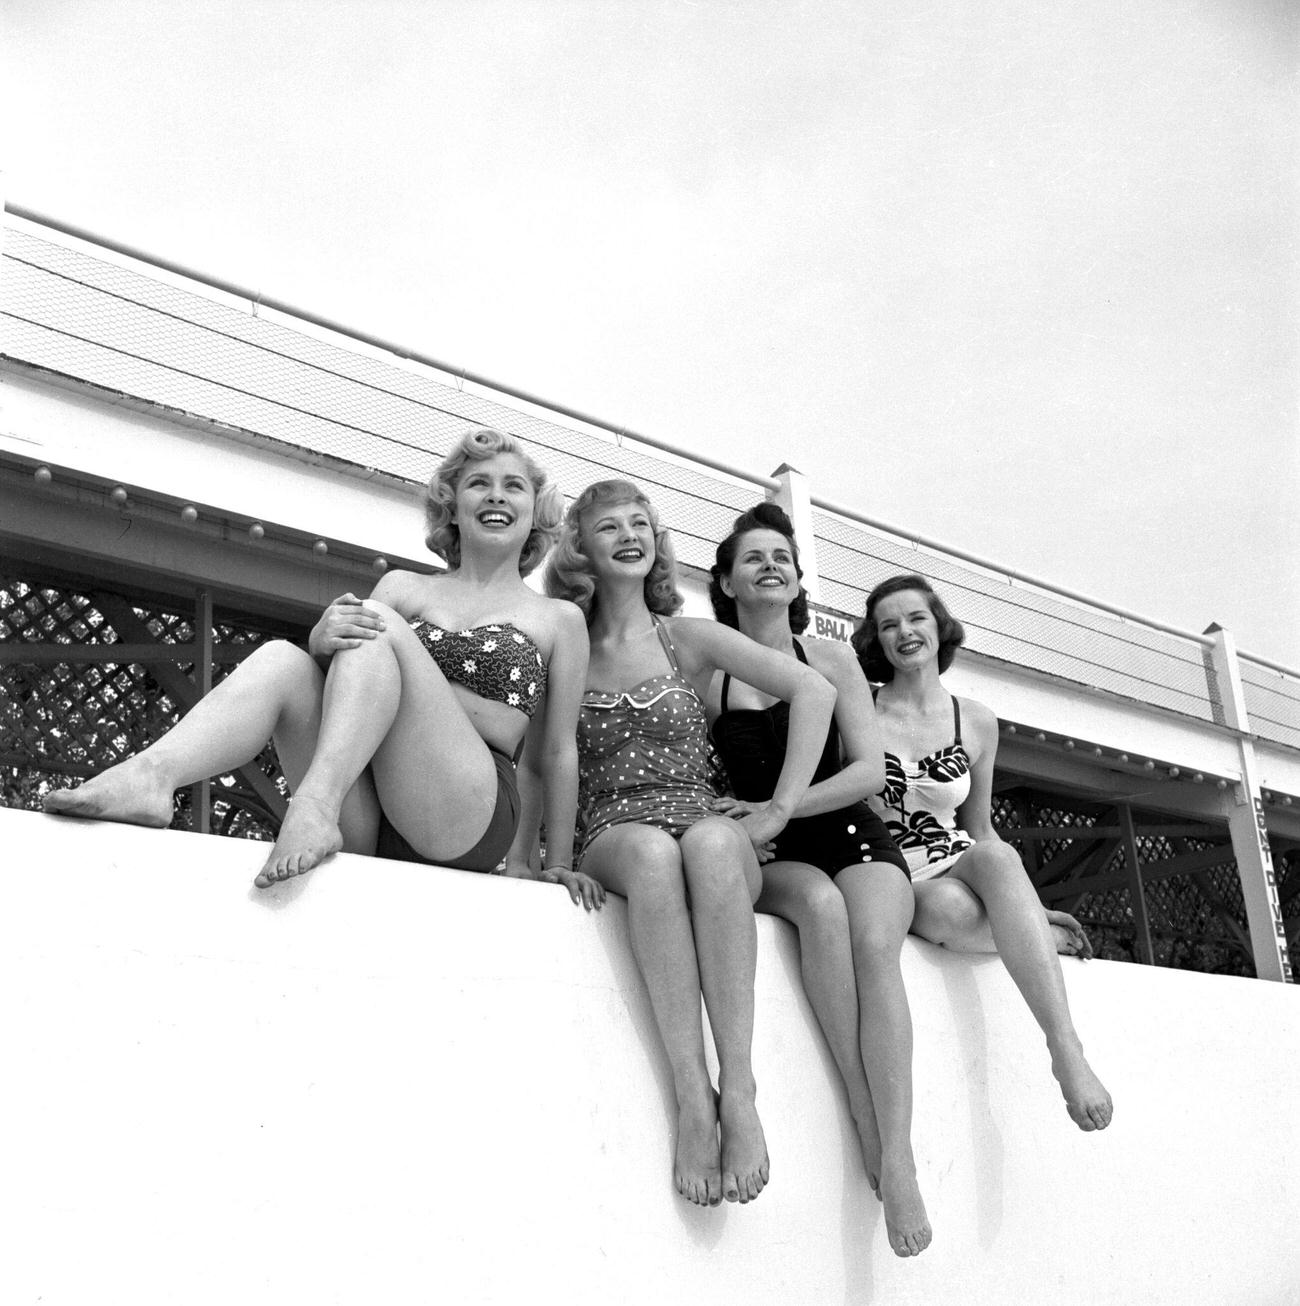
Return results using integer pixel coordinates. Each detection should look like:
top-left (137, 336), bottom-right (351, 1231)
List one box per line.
top-left (45, 427), bottom-right (593, 897)
top-left (858, 574), bottom-right (1112, 1132)
top-left (707, 502), bottom-right (931, 1259)
top-left (539, 479), bottom-right (836, 1209)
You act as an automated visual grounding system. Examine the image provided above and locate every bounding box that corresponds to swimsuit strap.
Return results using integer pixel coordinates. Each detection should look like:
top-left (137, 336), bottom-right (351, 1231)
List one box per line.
top-left (721, 636), bottom-right (806, 712)
top-left (952, 695), bottom-right (962, 745)
top-left (652, 615), bottom-right (682, 675)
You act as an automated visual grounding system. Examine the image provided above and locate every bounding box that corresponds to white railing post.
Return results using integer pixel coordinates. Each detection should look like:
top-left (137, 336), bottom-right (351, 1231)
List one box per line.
top-left (1205, 623), bottom-right (1292, 982)
top-left (770, 463), bottom-right (821, 605)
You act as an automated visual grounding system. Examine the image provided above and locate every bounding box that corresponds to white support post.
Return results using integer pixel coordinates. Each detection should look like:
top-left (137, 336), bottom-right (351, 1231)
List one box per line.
top-left (1205, 624), bottom-right (1292, 982)
top-left (769, 464), bottom-right (821, 604)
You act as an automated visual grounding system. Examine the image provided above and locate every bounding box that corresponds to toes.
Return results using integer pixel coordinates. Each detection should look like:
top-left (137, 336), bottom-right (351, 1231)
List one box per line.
top-left (706, 1173), bottom-right (723, 1207)
top-left (722, 1172), bottom-right (739, 1203)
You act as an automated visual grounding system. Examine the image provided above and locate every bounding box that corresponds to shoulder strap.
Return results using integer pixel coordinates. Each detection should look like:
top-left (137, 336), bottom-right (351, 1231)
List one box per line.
top-left (952, 695), bottom-right (962, 744)
top-left (792, 637), bottom-right (809, 666)
top-left (651, 615), bottom-right (681, 674)
top-left (720, 672), bottom-right (733, 711)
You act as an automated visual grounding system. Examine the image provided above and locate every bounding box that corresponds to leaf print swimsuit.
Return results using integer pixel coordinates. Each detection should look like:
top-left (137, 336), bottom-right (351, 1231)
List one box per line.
top-left (868, 695), bottom-right (974, 881)
top-left (576, 618), bottom-right (717, 861)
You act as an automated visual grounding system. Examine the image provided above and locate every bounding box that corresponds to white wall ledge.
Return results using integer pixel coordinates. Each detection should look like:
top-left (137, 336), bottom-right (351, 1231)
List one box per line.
top-left (3, 807), bottom-right (1297, 1305)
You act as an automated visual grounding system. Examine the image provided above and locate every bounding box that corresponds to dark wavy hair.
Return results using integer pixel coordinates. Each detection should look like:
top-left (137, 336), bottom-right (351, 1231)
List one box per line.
top-left (542, 479), bottom-right (683, 623)
top-left (852, 573), bottom-right (966, 683)
top-left (708, 501), bottom-right (810, 635)
top-left (423, 427), bottom-right (563, 576)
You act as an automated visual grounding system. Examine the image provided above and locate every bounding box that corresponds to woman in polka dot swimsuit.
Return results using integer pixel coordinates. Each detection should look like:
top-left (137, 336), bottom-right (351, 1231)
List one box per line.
top-left (859, 574), bottom-right (1113, 1133)
top-left (706, 502), bottom-right (930, 1259)
top-left (46, 428), bottom-right (591, 898)
top-left (542, 480), bottom-right (836, 1210)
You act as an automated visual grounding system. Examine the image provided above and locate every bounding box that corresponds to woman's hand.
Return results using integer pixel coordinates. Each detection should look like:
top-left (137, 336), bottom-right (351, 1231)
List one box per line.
top-left (712, 795), bottom-right (763, 819)
top-left (549, 867), bottom-right (606, 912)
top-left (309, 593), bottom-right (386, 657)
top-left (713, 797), bottom-right (780, 862)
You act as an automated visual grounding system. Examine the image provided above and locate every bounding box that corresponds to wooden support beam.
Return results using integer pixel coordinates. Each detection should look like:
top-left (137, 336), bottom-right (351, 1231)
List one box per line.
top-left (89, 592), bottom-right (286, 823)
top-left (190, 587), bottom-right (213, 836)
top-left (1189, 871), bottom-right (1253, 957)
top-left (0, 643), bottom-right (261, 665)
top-left (1119, 804), bottom-right (1155, 965)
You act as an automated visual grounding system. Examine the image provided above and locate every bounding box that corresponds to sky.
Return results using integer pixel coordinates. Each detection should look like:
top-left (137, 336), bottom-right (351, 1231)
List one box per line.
top-left (4, 0), bottom-right (1297, 665)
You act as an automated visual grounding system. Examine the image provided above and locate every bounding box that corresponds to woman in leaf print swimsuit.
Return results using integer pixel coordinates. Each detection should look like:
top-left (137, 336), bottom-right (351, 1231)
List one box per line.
top-left (540, 479), bottom-right (836, 1209)
top-left (857, 574), bottom-right (1113, 1132)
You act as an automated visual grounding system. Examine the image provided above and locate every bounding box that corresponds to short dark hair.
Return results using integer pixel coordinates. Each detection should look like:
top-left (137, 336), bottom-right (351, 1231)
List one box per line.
top-left (709, 500), bottom-right (810, 635)
top-left (852, 573), bottom-right (965, 682)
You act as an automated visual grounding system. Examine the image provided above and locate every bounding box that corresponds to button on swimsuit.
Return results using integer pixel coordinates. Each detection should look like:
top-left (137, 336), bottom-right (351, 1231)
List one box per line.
top-left (711, 638), bottom-right (908, 879)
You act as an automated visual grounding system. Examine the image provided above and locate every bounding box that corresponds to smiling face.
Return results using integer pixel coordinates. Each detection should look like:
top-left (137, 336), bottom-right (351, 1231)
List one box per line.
top-left (872, 588), bottom-right (941, 672)
top-left (721, 527), bottom-right (798, 613)
top-left (580, 498), bottom-right (657, 583)
top-left (454, 452), bottom-right (536, 549)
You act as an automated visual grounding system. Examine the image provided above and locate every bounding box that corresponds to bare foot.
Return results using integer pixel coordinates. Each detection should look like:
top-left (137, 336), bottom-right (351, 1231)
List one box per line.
top-left (880, 1157), bottom-right (932, 1257)
top-left (1048, 910), bottom-right (1094, 959)
top-left (673, 1090), bottom-right (721, 1207)
top-left (253, 794), bottom-right (342, 887)
top-left (43, 757), bottom-right (174, 828)
top-left (719, 1090), bottom-right (769, 1204)
top-left (1051, 1045), bottom-right (1113, 1131)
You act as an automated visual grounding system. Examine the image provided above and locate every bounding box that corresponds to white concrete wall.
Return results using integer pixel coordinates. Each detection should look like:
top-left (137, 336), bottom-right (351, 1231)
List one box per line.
top-left (4, 806), bottom-right (1297, 1306)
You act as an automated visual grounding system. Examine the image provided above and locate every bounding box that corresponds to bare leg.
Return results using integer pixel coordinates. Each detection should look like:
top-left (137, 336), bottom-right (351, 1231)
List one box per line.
top-left (44, 641), bottom-right (378, 847)
top-left (757, 861), bottom-right (882, 1196)
top-left (582, 826), bottom-right (722, 1207)
top-left (680, 817), bottom-right (769, 1204)
top-left (947, 843), bottom-right (1113, 1131)
top-left (836, 864), bottom-right (932, 1257)
top-left (256, 606), bottom-right (498, 886)
top-left (913, 878), bottom-right (1093, 957)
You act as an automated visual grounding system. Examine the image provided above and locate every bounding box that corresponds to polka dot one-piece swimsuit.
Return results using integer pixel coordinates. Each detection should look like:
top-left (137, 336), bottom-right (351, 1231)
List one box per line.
top-left (576, 618), bottom-right (716, 859)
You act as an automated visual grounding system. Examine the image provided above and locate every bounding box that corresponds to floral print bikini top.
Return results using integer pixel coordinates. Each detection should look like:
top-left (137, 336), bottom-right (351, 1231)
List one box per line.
top-left (410, 619), bottom-right (546, 717)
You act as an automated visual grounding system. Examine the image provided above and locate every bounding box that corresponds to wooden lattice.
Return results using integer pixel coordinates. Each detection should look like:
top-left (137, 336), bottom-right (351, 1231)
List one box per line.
top-left (1, 573), bottom-right (302, 841)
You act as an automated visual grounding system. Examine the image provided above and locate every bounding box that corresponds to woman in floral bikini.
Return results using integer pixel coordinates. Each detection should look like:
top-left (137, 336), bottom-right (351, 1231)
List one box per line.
top-left (857, 573), bottom-right (1113, 1132)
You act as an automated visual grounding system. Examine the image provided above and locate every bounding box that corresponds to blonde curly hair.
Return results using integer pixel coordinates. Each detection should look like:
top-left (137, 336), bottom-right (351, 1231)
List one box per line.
top-left (543, 479), bottom-right (683, 622)
top-left (424, 428), bottom-right (563, 576)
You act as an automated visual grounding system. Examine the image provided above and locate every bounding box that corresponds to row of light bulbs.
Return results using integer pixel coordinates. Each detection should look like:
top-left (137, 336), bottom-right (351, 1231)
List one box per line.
top-left (32, 463), bottom-right (390, 573)
top-left (1000, 721), bottom-right (1295, 806)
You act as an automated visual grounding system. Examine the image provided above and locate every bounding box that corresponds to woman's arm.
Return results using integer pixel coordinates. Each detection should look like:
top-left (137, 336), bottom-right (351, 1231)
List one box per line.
top-left (955, 697), bottom-right (1003, 842)
top-left (677, 618), bottom-right (836, 838)
top-left (535, 602), bottom-right (603, 910)
top-left (713, 641), bottom-right (882, 820)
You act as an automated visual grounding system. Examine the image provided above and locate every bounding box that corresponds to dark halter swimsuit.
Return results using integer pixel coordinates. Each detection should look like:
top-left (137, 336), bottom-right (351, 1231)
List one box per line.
top-left (373, 618), bottom-right (545, 872)
top-left (711, 639), bottom-right (908, 879)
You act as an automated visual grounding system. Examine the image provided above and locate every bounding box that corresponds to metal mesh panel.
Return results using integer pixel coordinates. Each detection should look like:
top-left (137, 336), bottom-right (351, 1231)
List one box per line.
top-left (813, 507), bottom-right (1219, 721)
top-left (2, 228), bottom-right (767, 572)
top-left (1239, 659), bottom-right (1300, 751)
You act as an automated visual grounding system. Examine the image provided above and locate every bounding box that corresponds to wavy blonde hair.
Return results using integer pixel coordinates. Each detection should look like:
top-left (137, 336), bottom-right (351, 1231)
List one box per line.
top-left (543, 479), bottom-right (683, 622)
top-left (424, 428), bottom-right (563, 576)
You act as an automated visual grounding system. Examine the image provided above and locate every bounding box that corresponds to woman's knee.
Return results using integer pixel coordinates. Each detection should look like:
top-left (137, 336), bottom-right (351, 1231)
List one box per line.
top-left (680, 818), bottom-right (757, 900)
top-left (247, 638), bottom-right (316, 677)
top-left (913, 878), bottom-right (984, 947)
